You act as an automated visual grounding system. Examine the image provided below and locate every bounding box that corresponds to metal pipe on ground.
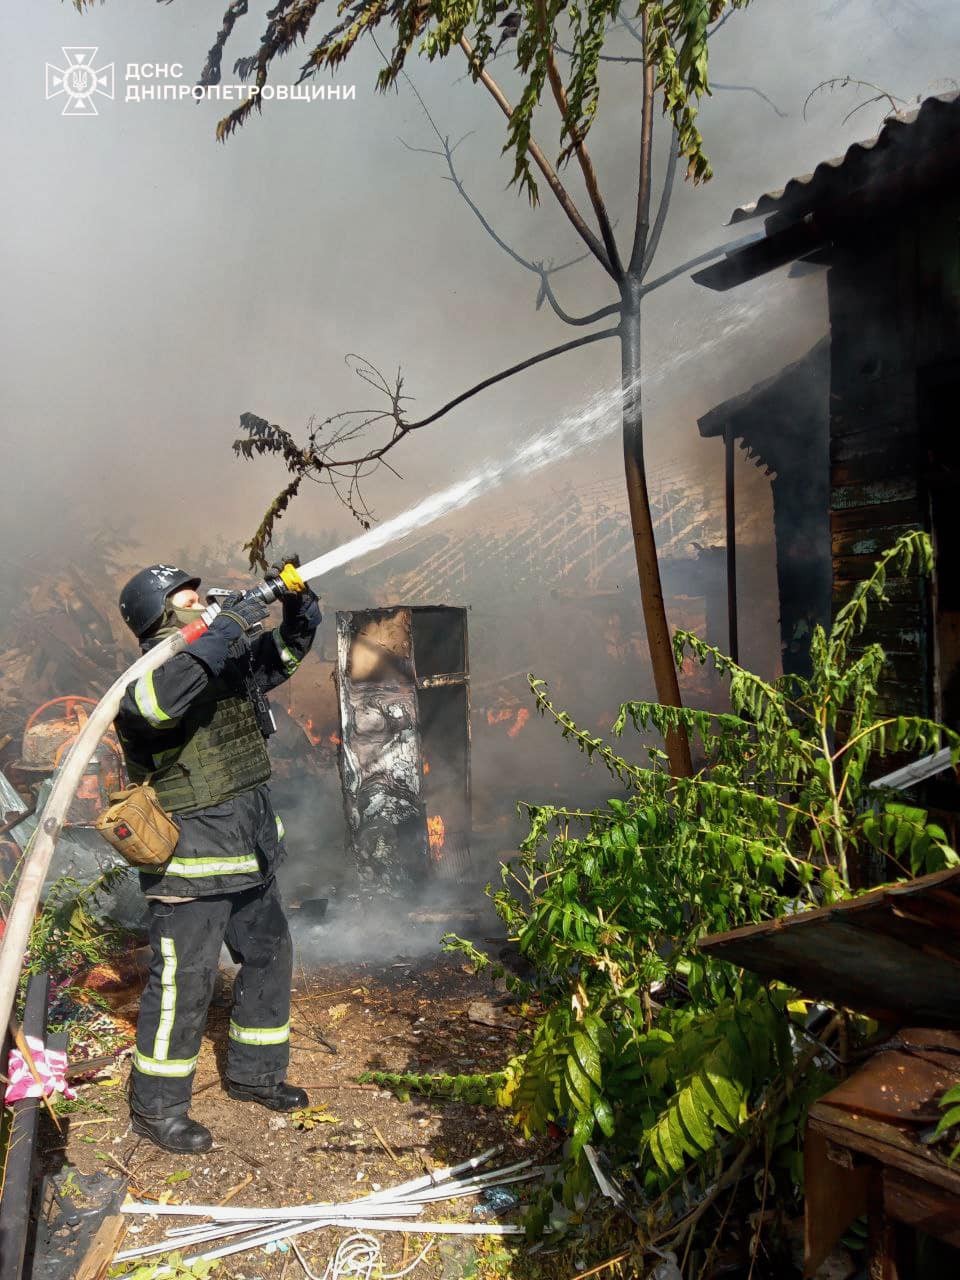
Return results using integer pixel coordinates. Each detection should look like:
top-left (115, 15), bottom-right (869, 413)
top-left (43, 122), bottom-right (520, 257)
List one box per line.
top-left (0, 972), bottom-right (52, 1280)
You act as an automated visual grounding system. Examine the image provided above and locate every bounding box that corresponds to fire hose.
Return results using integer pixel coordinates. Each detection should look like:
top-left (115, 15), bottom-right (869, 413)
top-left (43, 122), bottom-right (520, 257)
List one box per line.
top-left (0, 562), bottom-right (308, 1042)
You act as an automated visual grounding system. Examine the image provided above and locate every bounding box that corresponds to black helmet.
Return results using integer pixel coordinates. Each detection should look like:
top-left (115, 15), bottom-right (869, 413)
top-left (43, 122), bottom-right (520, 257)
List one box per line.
top-left (119, 564), bottom-right (200, 639)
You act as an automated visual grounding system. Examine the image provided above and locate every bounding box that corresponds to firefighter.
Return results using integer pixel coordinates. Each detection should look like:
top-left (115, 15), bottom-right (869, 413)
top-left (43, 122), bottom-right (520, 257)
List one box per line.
top-left (114, 562), bottom-right (321, 1154)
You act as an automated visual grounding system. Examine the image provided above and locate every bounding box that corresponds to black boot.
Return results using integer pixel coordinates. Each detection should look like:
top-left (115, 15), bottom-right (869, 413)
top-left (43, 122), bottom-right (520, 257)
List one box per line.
top-left (131, 1113), bottom-right (213, 1154)
top-left (226, 1081), bottom-right (308, 1112)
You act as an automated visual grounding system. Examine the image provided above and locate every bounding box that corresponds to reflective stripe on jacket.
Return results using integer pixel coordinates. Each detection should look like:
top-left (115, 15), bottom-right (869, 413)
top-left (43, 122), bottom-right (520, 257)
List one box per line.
top-left (138, 783), bottom-right (286, 898)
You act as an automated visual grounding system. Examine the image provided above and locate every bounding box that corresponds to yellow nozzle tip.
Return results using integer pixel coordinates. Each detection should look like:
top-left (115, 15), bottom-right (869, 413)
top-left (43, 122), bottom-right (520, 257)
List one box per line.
top-left (279, 563), bottom-right (307, 593)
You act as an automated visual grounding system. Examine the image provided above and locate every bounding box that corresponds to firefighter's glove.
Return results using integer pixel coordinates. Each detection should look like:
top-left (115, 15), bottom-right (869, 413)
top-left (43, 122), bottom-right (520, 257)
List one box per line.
top-left (216, 591), bottom-right (271, 634)
top-left (271, 555), bottom-right (321, 632)
top-left (269, 554), bottom-right (302, 597)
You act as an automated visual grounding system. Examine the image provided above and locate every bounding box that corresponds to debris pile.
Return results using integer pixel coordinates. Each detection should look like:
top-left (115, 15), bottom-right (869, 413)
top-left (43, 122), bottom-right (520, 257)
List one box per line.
top-left (115, 1146), bottom-right (536, 1274)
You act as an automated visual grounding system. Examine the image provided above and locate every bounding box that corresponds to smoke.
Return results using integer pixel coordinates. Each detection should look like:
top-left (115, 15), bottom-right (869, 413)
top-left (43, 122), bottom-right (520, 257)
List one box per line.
top-left (6, 0), bottom-right (958, 962)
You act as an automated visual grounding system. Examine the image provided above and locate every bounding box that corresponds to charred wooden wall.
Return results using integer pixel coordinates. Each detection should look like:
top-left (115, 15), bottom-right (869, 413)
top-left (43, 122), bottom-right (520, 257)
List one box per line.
top-left (697, 340), bottom-right (832, 679)
top-left (827, 194), bottom-right (960, 718)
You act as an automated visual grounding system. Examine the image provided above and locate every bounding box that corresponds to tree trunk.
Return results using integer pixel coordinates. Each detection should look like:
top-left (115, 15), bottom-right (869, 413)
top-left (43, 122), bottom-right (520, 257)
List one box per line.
top-left (620, 282), bottom-right (692, 777)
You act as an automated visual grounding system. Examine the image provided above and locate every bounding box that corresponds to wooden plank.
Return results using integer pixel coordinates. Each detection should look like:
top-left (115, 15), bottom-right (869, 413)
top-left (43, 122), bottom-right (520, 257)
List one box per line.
top-left (837, 650), bottom-right (927, 687)
top-left (832, 575), bottom-right (924, 604)
top-left (831, 452), bottom-right (918, 487)
top-left (830, 502), bottom-right (923, 535)
top-left (808, 1105), bottom-right (960, 1197)
top-left (875, 691), bottom-right (927, 717)
top-left (832, 527), bottom-right (927, 561)
top-left (75, 1212), bottom-right (127, 1280)
top-left (852, 908), bottom-right (960, 965)
top-left (884, 1168), bottom-right (960, 1248)
top-left (703, 916), bottom-right (960, 1023)
top-left (699, 870), bottom-right (960, 1024)
top-left (832, 478), bottom-right (919, 510)
top-left (803, 1126), bottom-right (870, 1276)
top-left (832, 427), bottom-right (917, 466)
top-left (840, 623), bottom-right (924, 654)
top-left (867, 1173), bottom-right (905, 1280)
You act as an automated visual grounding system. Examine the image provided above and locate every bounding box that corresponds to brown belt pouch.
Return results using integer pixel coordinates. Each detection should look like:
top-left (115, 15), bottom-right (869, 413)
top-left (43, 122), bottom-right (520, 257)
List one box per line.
top-left (95, 784), bottom-right (179, 869)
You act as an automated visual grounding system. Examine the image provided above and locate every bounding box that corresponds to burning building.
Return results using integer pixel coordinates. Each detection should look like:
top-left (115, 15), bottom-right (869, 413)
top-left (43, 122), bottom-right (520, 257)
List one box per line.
top-left (696, 91), bottom-right (960, 728)
top-left (697, 338), bottom-right (831, 678)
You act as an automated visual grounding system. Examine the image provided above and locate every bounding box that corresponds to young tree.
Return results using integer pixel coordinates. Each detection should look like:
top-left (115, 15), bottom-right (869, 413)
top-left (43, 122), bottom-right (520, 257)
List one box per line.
top-left (90, 0), bottom-right (762, 775)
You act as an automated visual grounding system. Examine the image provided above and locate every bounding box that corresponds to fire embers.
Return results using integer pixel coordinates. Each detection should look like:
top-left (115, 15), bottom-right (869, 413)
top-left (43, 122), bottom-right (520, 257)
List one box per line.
top-left (486, 705), bottom-right (529, 739)
top-left (426, 814), bottom-right (446, 862)
top-left (18, 696), bottom-right (126, 826)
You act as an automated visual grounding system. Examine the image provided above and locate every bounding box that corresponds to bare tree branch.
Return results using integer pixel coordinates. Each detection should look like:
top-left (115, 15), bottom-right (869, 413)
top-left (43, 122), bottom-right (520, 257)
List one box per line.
top-left (397, 71), bottom-right (620, 327)
top-left (628, 12), bottom-right (656, 275)
top-left (458, 35), bottom-right (616, 278)
top-left (639, 229), bottom-right (764, 297)
top-left (641, 127), bottom-right (678, 279)
top-left (711, 82), bottom-right (788, 118)
top-left (802, 76), bottom-right (905, 123)
top-left (235, 326), bottom-right (619, 560)
top-left (534, 0), bottom-right (623, 278)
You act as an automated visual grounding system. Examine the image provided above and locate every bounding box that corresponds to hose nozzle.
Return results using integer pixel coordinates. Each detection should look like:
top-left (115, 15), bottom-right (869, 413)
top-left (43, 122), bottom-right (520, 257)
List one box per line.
top-left (245, 562), bottom-right (308, 607)
top-left (181, 564), bottom-right (308, 645)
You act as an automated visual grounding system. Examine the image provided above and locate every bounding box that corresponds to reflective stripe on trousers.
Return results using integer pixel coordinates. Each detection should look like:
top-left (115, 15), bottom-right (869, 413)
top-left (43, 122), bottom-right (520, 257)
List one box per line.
top-left (131, 881), bottom-right (293, 1118)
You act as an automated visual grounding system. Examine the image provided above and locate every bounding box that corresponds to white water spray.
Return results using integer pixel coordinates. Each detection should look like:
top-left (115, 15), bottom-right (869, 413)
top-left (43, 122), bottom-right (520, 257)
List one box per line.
top-left (295, 381), bottom-right (627, 586)
top-left (295, 292), bottom-right (759, 587)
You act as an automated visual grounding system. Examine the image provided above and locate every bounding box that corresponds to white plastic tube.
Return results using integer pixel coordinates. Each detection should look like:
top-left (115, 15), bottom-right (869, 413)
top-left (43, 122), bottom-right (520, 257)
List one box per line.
top-left (0, 628), bottom-right (192, 1036)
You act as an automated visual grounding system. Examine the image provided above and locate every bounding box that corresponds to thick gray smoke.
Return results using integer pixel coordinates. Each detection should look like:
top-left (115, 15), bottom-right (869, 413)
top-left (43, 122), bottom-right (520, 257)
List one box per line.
top-left (5, 1), bottom-right (959, 960)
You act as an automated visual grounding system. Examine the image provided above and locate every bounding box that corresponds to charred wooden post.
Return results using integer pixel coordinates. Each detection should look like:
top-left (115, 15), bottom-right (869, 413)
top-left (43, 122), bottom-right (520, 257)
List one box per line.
top-left (724, 424), bottom-right (739, 665)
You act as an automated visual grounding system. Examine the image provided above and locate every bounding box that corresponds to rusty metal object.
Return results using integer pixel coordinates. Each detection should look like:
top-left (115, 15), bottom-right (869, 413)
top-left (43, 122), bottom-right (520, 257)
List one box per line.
top-left (21, 697), bottom-right (98, 768)
top-left (17, 697), bottom-right (126, 827)
top-left (818, 1038), bottom-right (960, 1125)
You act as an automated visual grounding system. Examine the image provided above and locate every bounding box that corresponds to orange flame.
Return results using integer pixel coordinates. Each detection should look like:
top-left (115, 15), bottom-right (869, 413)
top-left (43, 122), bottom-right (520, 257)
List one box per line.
top-left (507, 708), bottom-right (530, 739)
top-left (329, 733), bottom-right (342, 746)
top-left (423, 759), bottom-right (431, 775)
top-left (303, 718), bottom-right (323, 747)
top-left (486, 708), bottom-right (514, 725)
top-left (426, 815), bottom-right (446, 861)
top-left (486, 706), bottom-right (530, 738)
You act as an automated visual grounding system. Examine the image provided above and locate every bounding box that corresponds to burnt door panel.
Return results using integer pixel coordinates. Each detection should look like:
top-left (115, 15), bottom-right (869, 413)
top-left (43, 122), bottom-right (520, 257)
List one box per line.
top-left (336, 608), bottom-right (427, 890)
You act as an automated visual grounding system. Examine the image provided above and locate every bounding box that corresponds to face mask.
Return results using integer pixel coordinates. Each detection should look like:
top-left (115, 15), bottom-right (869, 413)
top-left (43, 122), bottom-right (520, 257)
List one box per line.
top-left (167, 604), bottom-right (206, 628)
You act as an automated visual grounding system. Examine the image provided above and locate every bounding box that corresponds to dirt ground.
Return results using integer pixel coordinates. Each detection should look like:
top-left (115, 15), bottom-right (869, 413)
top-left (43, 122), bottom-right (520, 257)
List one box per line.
top-left (40, 951), bottom-right (556, 1280)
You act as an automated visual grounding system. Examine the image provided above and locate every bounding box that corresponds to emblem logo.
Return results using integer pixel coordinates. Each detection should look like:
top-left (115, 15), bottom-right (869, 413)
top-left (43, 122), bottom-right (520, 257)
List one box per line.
top-left (45, 47), bottom-right (115, 116)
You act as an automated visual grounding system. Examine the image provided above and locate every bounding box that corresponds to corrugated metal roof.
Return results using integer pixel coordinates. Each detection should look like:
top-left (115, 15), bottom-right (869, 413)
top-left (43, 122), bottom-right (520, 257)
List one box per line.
top-left (699, 866), bottom-right (960, 1026)
top-left (730, 91), bottom-right (960, 225)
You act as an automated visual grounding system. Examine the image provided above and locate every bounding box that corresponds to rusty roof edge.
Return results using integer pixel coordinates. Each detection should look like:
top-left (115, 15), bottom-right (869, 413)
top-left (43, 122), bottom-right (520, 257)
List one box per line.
top-left (698, 865), bottom-right (960, 952)
top-left (727, 90), bottom-right (960, 226)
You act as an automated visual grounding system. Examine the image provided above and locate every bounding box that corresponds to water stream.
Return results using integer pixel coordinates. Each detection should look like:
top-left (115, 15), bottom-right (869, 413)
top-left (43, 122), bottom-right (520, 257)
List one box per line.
top-left (295, 381), bottom-right (627, 586)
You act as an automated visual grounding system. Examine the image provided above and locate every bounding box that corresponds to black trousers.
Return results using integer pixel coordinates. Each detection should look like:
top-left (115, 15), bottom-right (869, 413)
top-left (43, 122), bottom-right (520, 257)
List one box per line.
top-left (130, 880), bottom-right (293, 1119)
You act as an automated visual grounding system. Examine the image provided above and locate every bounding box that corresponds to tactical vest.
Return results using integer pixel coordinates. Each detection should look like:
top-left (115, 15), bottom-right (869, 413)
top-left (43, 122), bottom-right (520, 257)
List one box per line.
top-left (127, 671), bottom-right (272, 815)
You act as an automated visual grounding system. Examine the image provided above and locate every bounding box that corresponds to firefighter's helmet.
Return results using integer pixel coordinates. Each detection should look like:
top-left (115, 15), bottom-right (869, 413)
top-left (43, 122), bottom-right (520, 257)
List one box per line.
top-left (118, 565), bottom-right (200, 639)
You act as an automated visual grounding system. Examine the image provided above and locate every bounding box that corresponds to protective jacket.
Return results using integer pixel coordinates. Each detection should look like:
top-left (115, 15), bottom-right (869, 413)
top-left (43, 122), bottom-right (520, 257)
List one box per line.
top-left (114, 602), bottom-right (318, 898)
